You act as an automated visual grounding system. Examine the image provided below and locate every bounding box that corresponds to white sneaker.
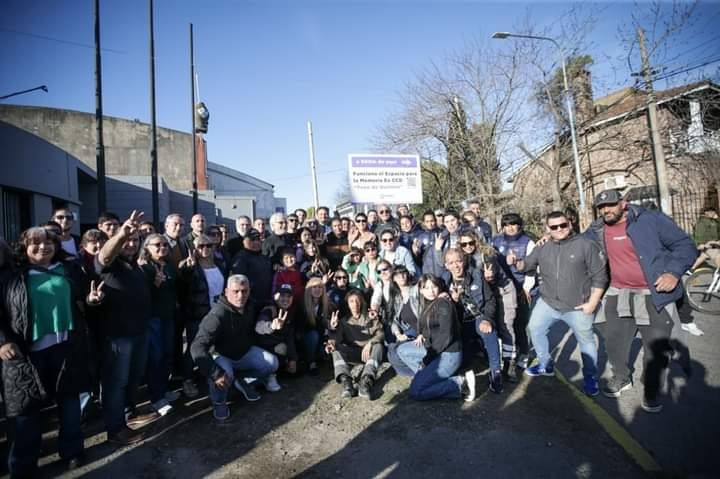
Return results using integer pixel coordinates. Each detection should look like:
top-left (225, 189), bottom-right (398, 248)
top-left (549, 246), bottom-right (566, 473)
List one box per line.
top-left (165, 390), bottom-right (180, 402)
top-left (264, 374), bottom-right (282, 392)
top-left (183, 379), bottom-right (200, 398)
top-left (151, 398), bottom-right (173, 416)
top-left (681, 322), bottom-right (704, 336)
top-left (463, 370), bottom-right (476, 402)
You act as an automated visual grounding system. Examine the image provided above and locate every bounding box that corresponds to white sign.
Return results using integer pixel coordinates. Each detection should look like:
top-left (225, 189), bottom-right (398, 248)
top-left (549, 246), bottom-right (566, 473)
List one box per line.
top-left (348, 154), bottom-right (423, 204)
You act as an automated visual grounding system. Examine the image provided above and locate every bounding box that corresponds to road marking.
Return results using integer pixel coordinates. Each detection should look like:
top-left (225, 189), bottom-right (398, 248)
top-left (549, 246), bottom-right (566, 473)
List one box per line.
top-left (555, 370), bottom-right (662, 473)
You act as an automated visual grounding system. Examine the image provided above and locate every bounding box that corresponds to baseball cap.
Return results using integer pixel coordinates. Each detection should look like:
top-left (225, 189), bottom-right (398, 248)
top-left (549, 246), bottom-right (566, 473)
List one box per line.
top-left (594, 189), bottom-right (623, 208)
top-left (277, 283), bottom-right (293, 295)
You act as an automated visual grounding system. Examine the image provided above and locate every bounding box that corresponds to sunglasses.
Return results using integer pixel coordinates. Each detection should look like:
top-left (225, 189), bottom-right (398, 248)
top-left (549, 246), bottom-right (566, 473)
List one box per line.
top-left (149, 242), bottom-right (169, 248)
top-left (364, 247), bottom-right (377, 252)
top-left (54, 215), bottom-right (73, 220)
top-left (381, 238), bottom-right (395, 243)
top-left (377, 267), bottom-right (390, 273)
top-left (548, 222), bottom-right (570, 231)
top-left (355, 219), bottom-right (367, 223)
top-left (459, 241), bottom-right (476, 247)
top-left (379, 210), bottom-right (390, 214)
top-left (197, 244), bottom-right (214, 249)
top-left (288, 218), bottom-right (298, 222)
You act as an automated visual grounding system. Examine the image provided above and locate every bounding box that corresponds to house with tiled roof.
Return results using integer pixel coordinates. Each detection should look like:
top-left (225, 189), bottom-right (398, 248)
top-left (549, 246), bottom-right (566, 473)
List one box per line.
top-left (511, 75), bottom-right (720, 232)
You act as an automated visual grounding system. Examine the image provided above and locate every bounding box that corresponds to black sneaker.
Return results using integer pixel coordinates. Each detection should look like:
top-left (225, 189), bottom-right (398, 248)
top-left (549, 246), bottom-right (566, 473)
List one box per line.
top-left (340, 375), bottom-right (357, 398)
top-left (358, 376), bottom-right (374, 400)
top-left (489, 370), bottom-right (504, 394)
top-left (503, 359), bottom-right (519, 383)
top-left (601, 377), bottom-right (632, 398)
top-left (233, 379), bottom-right (262, 402)
top-left (641, 397), bottom-right (663, 413)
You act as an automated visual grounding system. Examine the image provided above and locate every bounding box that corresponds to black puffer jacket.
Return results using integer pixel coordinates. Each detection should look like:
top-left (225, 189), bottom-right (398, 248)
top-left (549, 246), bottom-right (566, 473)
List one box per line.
top-left (178, 257), bottom-right (228, 323)
top-left (0, 262), bottom-right (91, 417)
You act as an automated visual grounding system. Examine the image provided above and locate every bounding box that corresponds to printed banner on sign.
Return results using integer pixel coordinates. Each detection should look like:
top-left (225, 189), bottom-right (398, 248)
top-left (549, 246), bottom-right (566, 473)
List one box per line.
top-left (348, 154), bottom-right (423, 204)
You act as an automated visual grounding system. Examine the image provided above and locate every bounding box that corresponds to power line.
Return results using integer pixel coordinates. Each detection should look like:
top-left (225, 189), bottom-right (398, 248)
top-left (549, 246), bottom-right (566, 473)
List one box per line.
top-left (0, 28), bottom-right (125, 54)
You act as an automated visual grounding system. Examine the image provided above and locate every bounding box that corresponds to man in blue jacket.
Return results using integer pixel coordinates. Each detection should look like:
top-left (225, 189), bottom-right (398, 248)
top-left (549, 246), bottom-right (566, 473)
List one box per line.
top-left (586, 189), bottom-right (697, 413)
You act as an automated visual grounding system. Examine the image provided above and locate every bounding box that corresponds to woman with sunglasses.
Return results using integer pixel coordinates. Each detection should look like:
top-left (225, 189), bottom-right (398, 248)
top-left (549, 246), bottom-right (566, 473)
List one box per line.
top-left (178, 234), bottom-right (228, 398)
top-left (356, 241), bottom-right (381, 290)
top-left (348, 213), bottom-right (377, 250)
top-left (139, 234), bottom-right (179, 415)
top-left (205, 225), bottom-right (230, 273)
top-left (1, 228), bottom-right (91, 474)
top-left (457, 230), bottom-right (520, 382)
top-left (408, 274), bottom-right (476, 402)
top-left (385, 266), bottom-right (426, 377)
top-left (378, 230), bottom-right (417, 280)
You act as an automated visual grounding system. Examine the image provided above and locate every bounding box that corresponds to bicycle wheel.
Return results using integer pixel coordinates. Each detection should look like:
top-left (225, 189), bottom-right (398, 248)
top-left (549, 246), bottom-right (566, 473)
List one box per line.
top-left (684, 267), bottom-right (720, 314)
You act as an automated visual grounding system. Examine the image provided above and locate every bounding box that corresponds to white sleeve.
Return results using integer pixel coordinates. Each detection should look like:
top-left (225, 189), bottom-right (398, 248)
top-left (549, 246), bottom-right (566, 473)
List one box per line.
top-left (522, 240), bottom-right (537, 292)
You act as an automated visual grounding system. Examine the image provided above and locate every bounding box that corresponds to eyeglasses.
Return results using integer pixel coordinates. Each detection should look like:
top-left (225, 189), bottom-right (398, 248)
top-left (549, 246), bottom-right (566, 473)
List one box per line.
top-left (459, 241), bottom-right (476, 248)
top-left (335, 276), bottom-right (348, 280)
top-left (381, 237), bottom-right (395, 243)
top-left (364, 247), bottom-right (377, 252)
top-left (149, 242), bottom-right (168, 248)
top-left (355, 219), bottom-right (367, 223)
top-left (548, 222), bottom-right (570, 231)
top-left (54, 215), bottom-right (73, 220)
top-left (377, 267), bottom-right (390, 273)
top-left (197, 244), bottom-right (214, 249)
top-left (379, 210), bottom-right (390, 214)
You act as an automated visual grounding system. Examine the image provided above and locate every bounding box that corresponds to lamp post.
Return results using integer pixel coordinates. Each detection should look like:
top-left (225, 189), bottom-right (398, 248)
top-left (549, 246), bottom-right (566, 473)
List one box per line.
top-left (492, 32), bottom-right (586, 213)
top-left (0, 85), bottom-right (48, 101)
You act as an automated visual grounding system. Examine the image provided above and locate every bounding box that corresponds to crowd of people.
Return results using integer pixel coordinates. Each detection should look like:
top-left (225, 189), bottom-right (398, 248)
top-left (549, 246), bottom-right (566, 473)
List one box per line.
top-left (0, 192), bottom-right (704, 477)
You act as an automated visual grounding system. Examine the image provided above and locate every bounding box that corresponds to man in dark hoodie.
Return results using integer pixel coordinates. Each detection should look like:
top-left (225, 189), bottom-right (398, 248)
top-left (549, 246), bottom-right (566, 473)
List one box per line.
top-left (515, 210), bottom-right (607, 398)
top-left (191, 274), bottom-right (279, 422)
top-left (231, 229), bottom-right (273, 307)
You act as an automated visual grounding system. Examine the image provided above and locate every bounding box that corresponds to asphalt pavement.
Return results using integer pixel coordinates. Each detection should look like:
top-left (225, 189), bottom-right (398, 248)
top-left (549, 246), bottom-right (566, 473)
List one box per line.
top-left (548, 308), bottom-right (719, 478)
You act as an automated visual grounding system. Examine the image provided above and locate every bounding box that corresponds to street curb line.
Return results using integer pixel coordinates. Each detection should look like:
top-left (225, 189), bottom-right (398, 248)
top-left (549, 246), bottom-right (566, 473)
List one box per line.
top-left (554, 370), bottom-right (662, 473)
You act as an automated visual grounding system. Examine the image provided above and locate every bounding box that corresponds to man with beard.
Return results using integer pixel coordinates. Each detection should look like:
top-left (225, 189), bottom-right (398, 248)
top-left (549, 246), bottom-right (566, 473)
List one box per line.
top-left (586, 189), bottom-right (696, 412)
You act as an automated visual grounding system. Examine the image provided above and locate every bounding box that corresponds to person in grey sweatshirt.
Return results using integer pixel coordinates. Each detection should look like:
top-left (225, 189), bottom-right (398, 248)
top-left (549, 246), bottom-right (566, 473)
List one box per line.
top-left (513, 210), bottom-right (607, 397)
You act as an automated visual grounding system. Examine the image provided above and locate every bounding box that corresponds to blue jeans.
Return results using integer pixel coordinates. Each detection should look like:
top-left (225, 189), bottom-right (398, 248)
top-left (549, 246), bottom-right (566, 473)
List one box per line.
top-left (8, 342), bottom-right (83, 476)
top-left (207, 346), bottom-right (278, 404)
top-left (299, 329), bottom-right (321, 363)
top-left (461, 321), bottom-right (501, 372)
top-left (409, 351), bottom-right (463, 401)
top-left (101, 332), bottom-right (149, 435)
top-left (147, 317), bottom-right (175, 403)
top-left (182, 319), bottom-right (201, 379)
top-left (528, 298), bottom-right (598, 378)
top-left (388, 341), bottom-right (426, 377)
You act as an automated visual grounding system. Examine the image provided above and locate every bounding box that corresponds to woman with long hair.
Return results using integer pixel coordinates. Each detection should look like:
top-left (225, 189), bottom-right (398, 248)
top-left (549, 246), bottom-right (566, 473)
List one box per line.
top-left (0, 228), bottom-right (91, 474)
top-left (298, 277), bottom-right (334, 374)
top-left (177, 234), bottom-right (227, 398)
top-left (139, 233), bottom-right (179, 414)
top-left (386, 266), bottom-right (424, 377)
top-left (298, 241), bottom-right (330, 280)
top-left (408, 274), bottom-right (476, 402)
top-left (347, 213), bottom-right (377, 249)
top-left (326, 289), bottom-right (384, 399)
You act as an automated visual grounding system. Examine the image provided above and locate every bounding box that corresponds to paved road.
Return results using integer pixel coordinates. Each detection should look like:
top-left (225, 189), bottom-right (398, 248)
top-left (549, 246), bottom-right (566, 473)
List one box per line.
top-left (549, 308), bottom-right (719, 478)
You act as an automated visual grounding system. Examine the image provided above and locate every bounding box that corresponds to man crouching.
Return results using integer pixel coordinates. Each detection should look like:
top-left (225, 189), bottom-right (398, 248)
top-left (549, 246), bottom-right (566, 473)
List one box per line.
top-left (191, 274), bottom-right (279, 422)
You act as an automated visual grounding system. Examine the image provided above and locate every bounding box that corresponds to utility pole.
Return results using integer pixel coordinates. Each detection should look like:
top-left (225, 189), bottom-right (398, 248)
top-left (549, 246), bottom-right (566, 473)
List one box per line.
top-left (637, 27), bottom-right (671, 214)
top-left (451, 96), bottom-right (472, 200)
top-left (149, 0), bottom-right (159, 225)
top-left (190, 23), bottom-right (198, 214)
top-left (94, 0), bottom-right (106, 213)
top-left (307, 121), bottom-right (320, 212)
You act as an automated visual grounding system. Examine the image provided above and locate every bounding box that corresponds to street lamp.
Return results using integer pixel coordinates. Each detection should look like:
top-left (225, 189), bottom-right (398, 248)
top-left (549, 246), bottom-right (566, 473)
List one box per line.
top-left (492, 31), bottom-right (586, 213)
top-left (0, 85), bottom-right (48, 101)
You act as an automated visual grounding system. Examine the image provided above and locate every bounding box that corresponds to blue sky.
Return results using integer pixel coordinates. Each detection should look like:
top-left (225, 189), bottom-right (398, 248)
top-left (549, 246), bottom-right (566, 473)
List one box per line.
top-left (2, 0), bottom-right (719, 210)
